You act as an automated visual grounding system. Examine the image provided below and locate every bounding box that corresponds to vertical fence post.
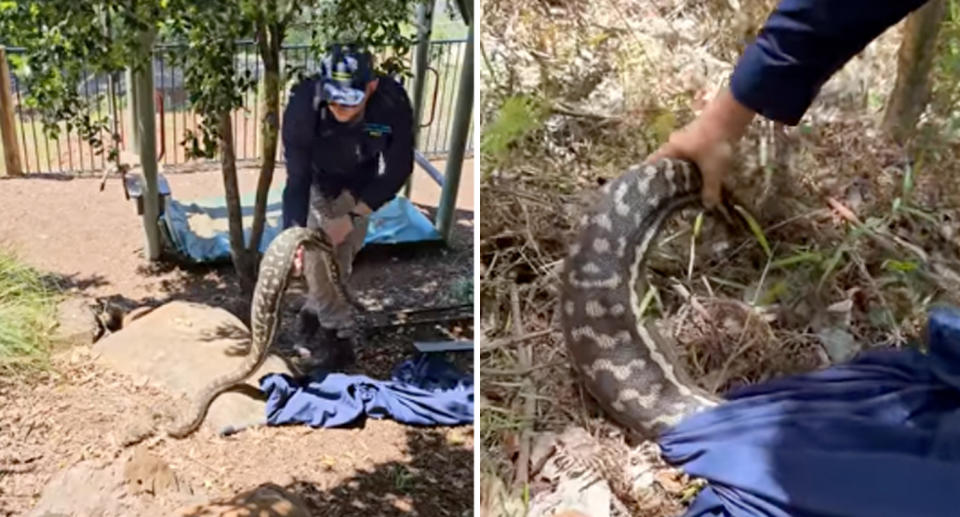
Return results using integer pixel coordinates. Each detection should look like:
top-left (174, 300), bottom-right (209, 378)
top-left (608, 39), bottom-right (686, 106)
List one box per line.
top-left (0, 47), bottom-right (23, 176)
top-left (436, 22), bottom-right (473, 242)
top-left (404, 1), bottom-right (435, 198)
top-left (133, 33), bottom-right (161, 261)
top-left (125, 68), bottom-right (140, 151)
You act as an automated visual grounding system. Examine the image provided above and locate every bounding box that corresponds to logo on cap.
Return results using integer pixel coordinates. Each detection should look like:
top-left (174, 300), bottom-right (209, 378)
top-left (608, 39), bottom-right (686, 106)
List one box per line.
top-left (320, 44), bottom-right (374, 107)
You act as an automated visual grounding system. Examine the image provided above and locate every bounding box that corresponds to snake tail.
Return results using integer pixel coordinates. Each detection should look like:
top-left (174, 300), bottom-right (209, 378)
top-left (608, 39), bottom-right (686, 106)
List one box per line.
top-left (166, 227), bottom-right (335, 438)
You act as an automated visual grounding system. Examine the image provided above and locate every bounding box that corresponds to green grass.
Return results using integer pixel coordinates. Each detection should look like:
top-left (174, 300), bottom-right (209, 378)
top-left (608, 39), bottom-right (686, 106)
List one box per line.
top-left (0, 248), bottom-right (61, 373)
top-left (450, 276), bottom-right (473, 304)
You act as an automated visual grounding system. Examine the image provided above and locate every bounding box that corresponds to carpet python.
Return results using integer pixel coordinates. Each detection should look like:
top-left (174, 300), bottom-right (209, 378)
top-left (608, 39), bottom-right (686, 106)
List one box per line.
top-left (560, 157), bottom-right (744, 437)
top-left (166, 226), bottom-right (363, 438)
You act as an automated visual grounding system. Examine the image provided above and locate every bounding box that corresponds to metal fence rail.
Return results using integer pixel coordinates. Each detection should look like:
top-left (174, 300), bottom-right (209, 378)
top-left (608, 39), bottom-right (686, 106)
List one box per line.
top-left (3, 38), bottom-right (472, 175)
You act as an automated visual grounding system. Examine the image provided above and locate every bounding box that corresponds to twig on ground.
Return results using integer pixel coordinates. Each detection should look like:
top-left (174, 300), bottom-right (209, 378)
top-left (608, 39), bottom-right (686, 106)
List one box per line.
top-left (852, 254), bottom-right (904, 345)
top-left (481, 329), bottom-right (558, 352)
top-left (551, 103), bottom-right (623, 123)
top-left (482, 361), bottom-right (565, 376)
top-left (511, 281), bottom-right (536, 489)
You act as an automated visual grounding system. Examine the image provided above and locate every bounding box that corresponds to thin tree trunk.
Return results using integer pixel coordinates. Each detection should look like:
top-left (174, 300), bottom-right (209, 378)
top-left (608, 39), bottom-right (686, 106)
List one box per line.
top-left (882, 0), bottom-right (948, 144)
top-left (248, 21), bottom-right (284, 258)
top-left (219, 111), bottom-right (257, 291)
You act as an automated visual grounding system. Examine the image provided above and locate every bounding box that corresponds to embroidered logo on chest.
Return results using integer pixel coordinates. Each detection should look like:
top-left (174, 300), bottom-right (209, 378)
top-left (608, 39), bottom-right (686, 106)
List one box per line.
top-left (363, 123), bottom-right (392, 137)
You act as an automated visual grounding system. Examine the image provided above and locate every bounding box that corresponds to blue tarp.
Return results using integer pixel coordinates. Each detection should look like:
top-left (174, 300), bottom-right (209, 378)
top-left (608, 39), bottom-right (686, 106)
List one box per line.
top-left (160, 183), bottom-right (441, 263)
top-left (259, 353), bottom-right (474, 428)
top-left (658, 305), bottom-right (960, 517)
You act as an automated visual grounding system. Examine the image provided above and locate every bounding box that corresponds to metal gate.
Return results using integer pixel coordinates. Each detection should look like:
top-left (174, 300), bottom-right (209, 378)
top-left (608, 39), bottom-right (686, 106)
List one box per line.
top-left (2, 39), bottom-right (472, 175)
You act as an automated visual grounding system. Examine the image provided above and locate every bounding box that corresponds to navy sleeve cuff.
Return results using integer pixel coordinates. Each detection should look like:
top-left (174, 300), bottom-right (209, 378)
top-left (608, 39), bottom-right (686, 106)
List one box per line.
top-left (729, 0), bottom-right (929, 126)
top-left (729, 43), bottom-right (813, 126)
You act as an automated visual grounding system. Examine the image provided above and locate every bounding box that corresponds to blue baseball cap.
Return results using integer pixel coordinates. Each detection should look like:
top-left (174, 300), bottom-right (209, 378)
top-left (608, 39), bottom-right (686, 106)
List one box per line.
top-left (319, 44), bottom-right (374, 107)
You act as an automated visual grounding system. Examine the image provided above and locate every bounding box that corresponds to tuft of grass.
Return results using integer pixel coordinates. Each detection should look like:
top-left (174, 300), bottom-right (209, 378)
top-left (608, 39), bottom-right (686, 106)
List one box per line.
top-left (451, 276), bottom-right (474, 304)
top-left (480, 94), bottom-right (549, 169)
top-left (0, 248), bottom-right (61, 373)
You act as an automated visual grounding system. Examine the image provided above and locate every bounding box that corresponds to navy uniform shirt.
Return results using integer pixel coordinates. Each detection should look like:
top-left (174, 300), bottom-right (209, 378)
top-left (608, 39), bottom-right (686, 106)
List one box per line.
top-left (281, 74), bottom-right (414, 229)
top-left (730, 0), bottom-right (930, 125)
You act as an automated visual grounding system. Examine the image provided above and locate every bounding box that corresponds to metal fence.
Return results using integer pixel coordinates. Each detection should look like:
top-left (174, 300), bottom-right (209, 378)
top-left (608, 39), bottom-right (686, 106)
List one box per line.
top-left (3, 38), bottom-right (472, 175)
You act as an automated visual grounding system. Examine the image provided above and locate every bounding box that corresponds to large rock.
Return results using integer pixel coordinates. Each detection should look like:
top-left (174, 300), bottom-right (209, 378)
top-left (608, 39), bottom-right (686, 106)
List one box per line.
top-left (27, 461), bottom-right (130, 517)
top-left (91, 300), bottom-right (294, 435)
top-left (28, 449), bottom-right (198, 517)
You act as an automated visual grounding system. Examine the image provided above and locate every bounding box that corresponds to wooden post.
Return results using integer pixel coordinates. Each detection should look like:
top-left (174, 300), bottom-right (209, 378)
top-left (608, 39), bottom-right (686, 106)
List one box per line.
top-left (132, 33), bottom-right (161, 261)
top-left (436, 21), bottom-right (473, 242)
top-left (125, 67), bottom-right (140, 151)
top-left (0, 47), bottom-right (24, 176)
top-left (404, 1), bottom-right (435, 198)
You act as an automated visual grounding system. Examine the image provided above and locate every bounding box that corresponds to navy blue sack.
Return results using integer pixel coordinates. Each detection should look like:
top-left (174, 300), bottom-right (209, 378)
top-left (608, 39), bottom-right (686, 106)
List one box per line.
top-left (260, 353), bottom-right (473, 428)
top-left (658, 306), bottom-right (960, 517)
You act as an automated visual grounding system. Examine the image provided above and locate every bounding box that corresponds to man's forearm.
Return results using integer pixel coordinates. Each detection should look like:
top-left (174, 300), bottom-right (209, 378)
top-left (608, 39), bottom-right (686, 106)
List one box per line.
top-left (730, 0), bottom-right (930, 125)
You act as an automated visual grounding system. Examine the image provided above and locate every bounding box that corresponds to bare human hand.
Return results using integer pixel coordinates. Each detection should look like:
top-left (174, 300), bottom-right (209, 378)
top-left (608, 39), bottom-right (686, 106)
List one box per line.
top-left (646, 88), bottom-right (756, 209)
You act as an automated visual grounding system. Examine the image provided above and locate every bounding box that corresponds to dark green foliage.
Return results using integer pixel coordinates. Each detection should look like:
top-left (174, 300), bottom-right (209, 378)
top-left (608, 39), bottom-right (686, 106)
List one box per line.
top-left (163, 0), bottom-right (257, 159)
top-left (0, 1), bottom-right (164, 164)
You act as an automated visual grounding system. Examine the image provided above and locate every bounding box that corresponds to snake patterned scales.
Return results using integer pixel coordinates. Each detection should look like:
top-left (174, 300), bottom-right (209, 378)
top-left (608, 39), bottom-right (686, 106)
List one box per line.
top-left (167, 226), bottom-right (363, 438)
top-left (560, 157), bottom-right (730, 437)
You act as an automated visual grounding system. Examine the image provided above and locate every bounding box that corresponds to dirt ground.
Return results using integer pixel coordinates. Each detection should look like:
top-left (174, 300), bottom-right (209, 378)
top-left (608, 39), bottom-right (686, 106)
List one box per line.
top-left (0, 157), bottom-right (475, 516)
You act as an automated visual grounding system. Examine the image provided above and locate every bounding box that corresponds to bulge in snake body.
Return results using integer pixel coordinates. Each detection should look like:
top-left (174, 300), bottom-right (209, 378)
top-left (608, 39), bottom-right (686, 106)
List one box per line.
top-left (560, 158), bottom-right (721, 437)
top-left (166, 226), bottom-right (352, 438)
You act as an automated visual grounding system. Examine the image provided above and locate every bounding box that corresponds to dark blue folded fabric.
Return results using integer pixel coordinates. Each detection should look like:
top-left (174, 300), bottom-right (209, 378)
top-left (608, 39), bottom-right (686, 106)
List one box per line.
top-left (260, 353), bottom-right (473, 428)
top-left (658, 306), bottom-right (960, 517)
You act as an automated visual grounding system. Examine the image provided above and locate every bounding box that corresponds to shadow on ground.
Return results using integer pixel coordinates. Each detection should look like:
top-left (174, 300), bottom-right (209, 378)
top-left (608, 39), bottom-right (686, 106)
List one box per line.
top-left (177, 426), bottom-right (473, 516)
top-left (44, 201), bottom-right (473, 327)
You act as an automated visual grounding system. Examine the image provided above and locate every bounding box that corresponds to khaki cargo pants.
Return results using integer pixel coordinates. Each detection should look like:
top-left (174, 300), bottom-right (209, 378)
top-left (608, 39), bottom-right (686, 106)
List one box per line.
top-left (298, 185), bottom-right (368, 336)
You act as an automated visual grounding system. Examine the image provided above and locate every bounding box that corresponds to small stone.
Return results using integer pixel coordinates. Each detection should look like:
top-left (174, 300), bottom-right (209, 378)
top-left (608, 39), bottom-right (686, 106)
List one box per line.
top-left (827, 299), bottom-right (853, 313)
top-left (817, 327), bottom-right (860, 363)
top-left (392, 498), bottom-right (414, 512)
top-left (51, 298), bottom-right (100, 350)
top-left (117, 417), bottom-right (155, 448)
top-left (123, 445), bottom-right (187, 496)
top-left (69, 346), bottom-right (90, 365)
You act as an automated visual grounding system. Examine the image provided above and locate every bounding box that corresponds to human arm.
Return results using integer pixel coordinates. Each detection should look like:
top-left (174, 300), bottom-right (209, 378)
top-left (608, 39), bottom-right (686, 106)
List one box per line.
top-left (281, 144), bottom-right (313, 229)
top-left (651, 0), bottom-right (930, 207)
top-left (281, 79), bottom-right (319, 229)
top-left (730, 0), bottom-right (930, 125)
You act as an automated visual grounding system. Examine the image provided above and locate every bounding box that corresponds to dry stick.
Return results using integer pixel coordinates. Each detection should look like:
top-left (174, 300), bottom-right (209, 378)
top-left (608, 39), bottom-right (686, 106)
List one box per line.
top-left (482, 361), bottom-right (565, 376)
top-left (481, 329), bottom-right (556, 352)
top-left (852, 254), bottom-right (904, 345)
top-left (511, 282), bottom-right (536, 489)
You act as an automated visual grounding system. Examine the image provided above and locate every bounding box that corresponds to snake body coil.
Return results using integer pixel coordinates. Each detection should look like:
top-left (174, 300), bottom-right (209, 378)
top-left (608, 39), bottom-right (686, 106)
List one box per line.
top-left (560, 158), bottom-right (726, 437)
top-left (167, 226), bottom-right (361, 438)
